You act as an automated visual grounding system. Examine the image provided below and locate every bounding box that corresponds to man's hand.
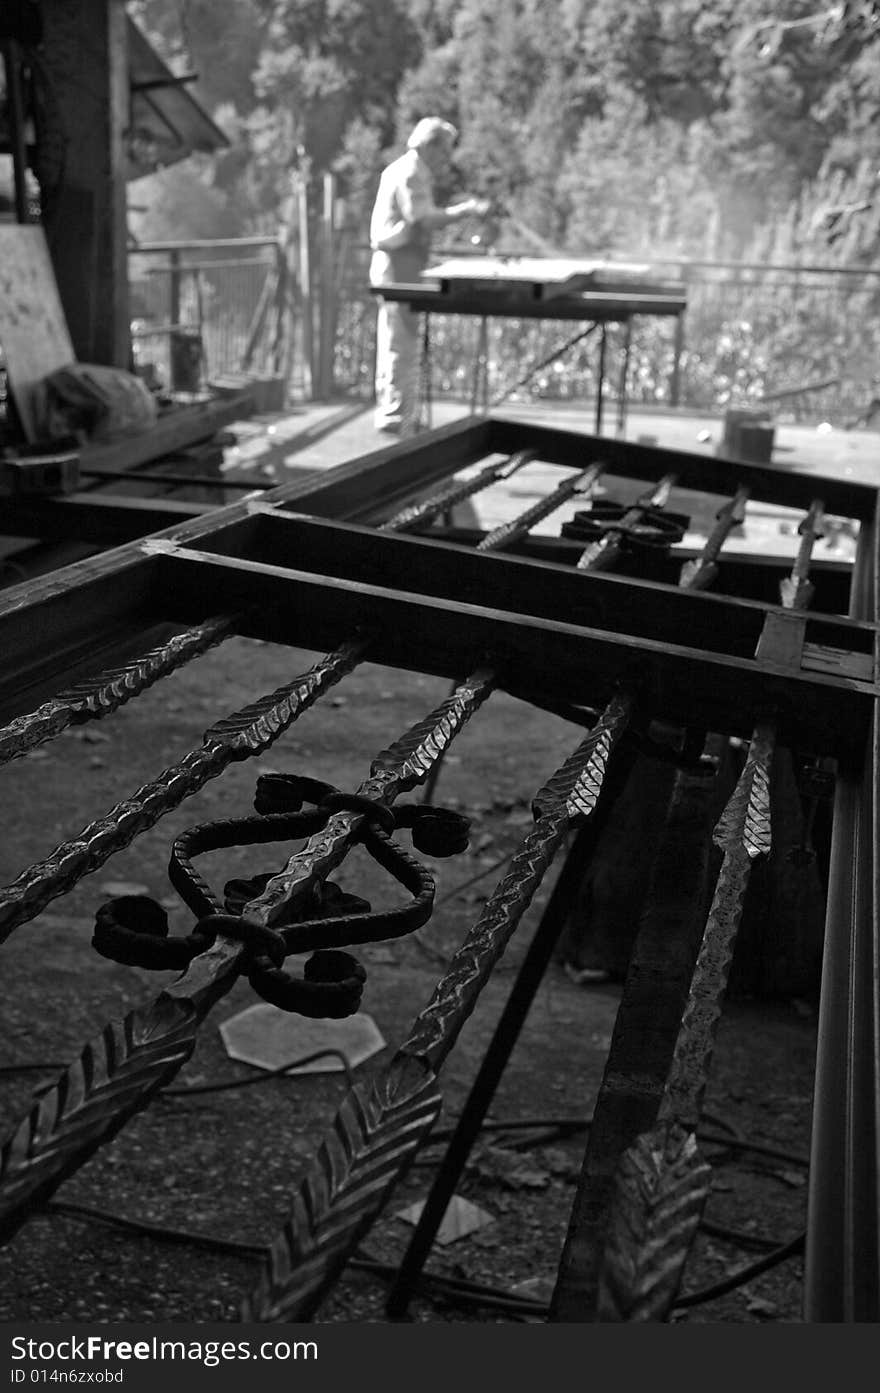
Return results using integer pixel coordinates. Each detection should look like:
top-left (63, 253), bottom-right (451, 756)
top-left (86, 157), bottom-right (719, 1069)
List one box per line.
top-left (443, 197), bottom-right (493, 225)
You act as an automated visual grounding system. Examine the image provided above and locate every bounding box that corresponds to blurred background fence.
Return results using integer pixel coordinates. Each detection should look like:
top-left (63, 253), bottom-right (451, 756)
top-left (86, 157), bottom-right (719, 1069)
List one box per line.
top-left (128, 235), bottom-right (289, 394)
top-left (127, 204), bottom-right (880, 428)
top-left (329, 239), bottom-right (880, 426)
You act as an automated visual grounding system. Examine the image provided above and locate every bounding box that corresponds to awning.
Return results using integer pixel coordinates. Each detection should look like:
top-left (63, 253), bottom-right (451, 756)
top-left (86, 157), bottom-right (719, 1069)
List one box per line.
top-left (126, 18), bottom-right (230, 180)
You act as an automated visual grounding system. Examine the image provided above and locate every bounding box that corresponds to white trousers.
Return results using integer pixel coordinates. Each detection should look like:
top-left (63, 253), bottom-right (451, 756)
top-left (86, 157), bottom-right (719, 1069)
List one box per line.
top-left (374, 297), bottom-right (420, 432)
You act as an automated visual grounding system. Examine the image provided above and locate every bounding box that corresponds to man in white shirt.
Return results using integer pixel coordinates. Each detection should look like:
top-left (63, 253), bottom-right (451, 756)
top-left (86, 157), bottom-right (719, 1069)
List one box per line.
top-left (369, 117), bottom-right (490, 435)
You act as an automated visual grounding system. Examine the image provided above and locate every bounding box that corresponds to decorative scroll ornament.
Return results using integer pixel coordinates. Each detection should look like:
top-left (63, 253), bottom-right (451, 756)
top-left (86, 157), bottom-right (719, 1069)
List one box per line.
top-left (575, 474), bottom-right (678, 570)
top-left (244, 688), bottom-right (635, 1322)
top-left (0, 671), bottom-right (492, 1243)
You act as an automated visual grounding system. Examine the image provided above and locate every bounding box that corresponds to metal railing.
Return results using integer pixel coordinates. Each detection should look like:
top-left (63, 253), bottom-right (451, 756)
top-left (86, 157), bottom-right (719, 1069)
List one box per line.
top-left (128, 226), bottom-right (880, 428)
top-left (128, 236), bottom-right (287, 393)
top-left (330, 242), bottom-right (880, 425)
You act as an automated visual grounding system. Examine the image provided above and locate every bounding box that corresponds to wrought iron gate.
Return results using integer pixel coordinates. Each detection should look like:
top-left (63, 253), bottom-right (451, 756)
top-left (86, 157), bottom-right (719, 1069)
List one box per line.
top-left (0, 414), bottom-right (877, 1321)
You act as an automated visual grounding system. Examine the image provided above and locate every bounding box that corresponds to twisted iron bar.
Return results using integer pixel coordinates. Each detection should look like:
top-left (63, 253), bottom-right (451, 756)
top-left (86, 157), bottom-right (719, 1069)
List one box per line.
top-left (780, 497), bottom-right (824, 610)
top-left (0, 615), bottom-right (234, 768)
top-left (379, 449), bottom-right (536, 533)
top-left (0, 669), bottom-right (495, 1242)
top-left (1, 442), bottom-right (533, 938)
top-left (596, 496), bottom-right (824, 1322)
top-left (679, 486), bottom-right (750, 590)
top-left (576, 473), bottom-right (678, 571)
top-left (0, 640), bottom-right (366, 942)
top-left (243, 687), bottom-right (635, 1322)
top-left (476, 462), bottom-right (604, 552)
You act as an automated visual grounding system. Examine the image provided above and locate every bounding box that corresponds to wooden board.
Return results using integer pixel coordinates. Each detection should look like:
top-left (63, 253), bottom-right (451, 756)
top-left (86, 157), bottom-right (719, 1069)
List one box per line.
top-left (0, 224), bottom-right (75, 441)
top-left (79, 388), bottom-right (258, 473)
top-left (424, 256), bottom-right (652, 284)
top-left (422, 256), bottom-right (684, 302)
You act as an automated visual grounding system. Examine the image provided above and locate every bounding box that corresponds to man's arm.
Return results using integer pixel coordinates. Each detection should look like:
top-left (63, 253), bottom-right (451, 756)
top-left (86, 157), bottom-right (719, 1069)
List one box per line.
top-left (400, 159), bottom-right (490, 232)
top-left (417, 197), bottom-right (491, 231)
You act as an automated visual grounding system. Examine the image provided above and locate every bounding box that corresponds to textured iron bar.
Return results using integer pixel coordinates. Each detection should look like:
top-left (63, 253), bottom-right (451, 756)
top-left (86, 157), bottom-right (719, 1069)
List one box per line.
top-left (0, 641), bottom-right (366, 942)
top-left (658, 722), bottom-right (774, 1132)
top-left (386, 818), bottom-right (613, 1320)
top-left (595, 723), bottom-right (774, 1323)
top-left (679, 486), bottom-right (750, 590)
top-left (0, 444), bottom-right (517, 936)
top-left (668, 498), bottom-right (821, 1070)
top-left (244, 688), bottom-right (635, 1322)
top-left (595, 513), bottom-right (825, 1322)
top-left (576, 473), bottom-right (678, 571)
top-left (780, 498), bottom-right (824, 610)
top-left (411, 454), bottom-right (603, 809)
top-left (475, 463), bottom-right (604, 552)
top-left (0, 671), bottom-right (494, 1241)
top-left (0, 615), bottom-right (234, 767)
top-left (550, 737), bottom-right (723, 1323)
top-left (379, 449), bottom-right (537, 533)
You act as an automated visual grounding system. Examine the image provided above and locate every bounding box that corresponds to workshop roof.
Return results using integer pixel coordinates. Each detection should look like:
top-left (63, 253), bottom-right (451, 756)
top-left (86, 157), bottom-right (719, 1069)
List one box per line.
top-left (126, 18), bottom-right (230, 180)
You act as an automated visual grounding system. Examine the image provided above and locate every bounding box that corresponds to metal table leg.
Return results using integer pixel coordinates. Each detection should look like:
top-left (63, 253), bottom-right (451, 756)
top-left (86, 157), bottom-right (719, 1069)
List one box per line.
top-left (595, 326), bottom-right (607, 435)
top-left (616, 319), bottom-right (633, 438)
top-left (470, 316), bottom-right (490, 415)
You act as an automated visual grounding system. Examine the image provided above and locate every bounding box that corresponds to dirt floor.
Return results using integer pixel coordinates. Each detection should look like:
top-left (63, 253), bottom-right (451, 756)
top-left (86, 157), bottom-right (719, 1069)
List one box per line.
top-left (0, 634), bottom-right (818, 1325)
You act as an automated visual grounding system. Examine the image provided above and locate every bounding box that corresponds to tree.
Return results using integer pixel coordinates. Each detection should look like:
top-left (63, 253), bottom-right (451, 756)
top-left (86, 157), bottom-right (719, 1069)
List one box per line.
top-left (128, 0), bottom-right (265, 113)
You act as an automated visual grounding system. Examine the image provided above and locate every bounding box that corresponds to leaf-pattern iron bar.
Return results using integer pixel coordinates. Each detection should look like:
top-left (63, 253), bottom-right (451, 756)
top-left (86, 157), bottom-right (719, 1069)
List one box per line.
top-left (780, 498), bottom-right (824, 610)
top-left (0, 641), bottom-right (366, 942)
top-left (595, 495), bottom-right (824, 1321)
top-left (0, 615), bottom-right (234, 767)
top-left (379, 449), bottom-right (537, 533)
top-left (679, 486), bottom-right (750, 591)
top-left (0, 448), bottom-right (533, 935)
top-left (475, 463), bottom-right (604, 553)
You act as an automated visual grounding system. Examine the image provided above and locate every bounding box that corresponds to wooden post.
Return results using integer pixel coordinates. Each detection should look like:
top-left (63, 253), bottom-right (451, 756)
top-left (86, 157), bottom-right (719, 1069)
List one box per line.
top-left (1, 41), bottom-right (29, 223)
top-left (168, 248), bottom-right (182, 389)
top-left (317, 170), bottom-right (337, 400)
top-left (669, 264), bottom-right (687, 407)
top-left (40, 0), bottom-right (130, 367)
top-left (295, 173), bottom-right (314, 399)
top-left (269, 236), bottom-right (286, 381)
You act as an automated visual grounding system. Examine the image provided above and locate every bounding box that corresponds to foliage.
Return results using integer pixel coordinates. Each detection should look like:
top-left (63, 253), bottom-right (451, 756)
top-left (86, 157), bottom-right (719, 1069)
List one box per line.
top-left (125, 0), bottom-right (880, 417)
top-left (127, 1), bottom-right (880, 251)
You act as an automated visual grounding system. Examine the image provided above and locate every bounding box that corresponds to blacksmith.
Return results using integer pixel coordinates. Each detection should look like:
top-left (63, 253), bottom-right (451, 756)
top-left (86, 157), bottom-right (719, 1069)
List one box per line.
top-left (369, 117), bottom-right (489, 435)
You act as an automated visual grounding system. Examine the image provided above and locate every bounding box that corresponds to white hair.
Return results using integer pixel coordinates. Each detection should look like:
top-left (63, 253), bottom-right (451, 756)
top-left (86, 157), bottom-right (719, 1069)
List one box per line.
top-left (407, 117), bottom-right (458, 151)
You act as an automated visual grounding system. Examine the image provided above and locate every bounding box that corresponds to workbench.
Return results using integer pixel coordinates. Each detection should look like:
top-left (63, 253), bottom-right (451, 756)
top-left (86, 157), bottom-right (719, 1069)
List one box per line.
top-left (372, 256), bottom-right (687, 433)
